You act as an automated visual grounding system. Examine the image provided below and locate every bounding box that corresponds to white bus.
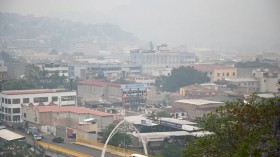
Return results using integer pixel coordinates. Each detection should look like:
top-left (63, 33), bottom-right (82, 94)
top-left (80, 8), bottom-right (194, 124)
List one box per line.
top-left (130, 154), bottom-right (147, 157)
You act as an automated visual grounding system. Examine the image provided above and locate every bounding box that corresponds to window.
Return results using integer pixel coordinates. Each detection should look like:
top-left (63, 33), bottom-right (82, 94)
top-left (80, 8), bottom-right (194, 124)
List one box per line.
top-left (5, 108), bottom-right (11, 113)
top-left (5, 98), bottom-right (7, 104)
top-left (61, 96), bottom-right (76, 101)
top-left (233, 72), bottom-right (236, 76)
top-left (23, 113), bottom-right (26, 118)
top-left (227, 72), bottom-right (229, 76)
top-left (13, 108), bottom-right (20, 114)
top-left (2, 98), bottom-right (4, 103)
top-left (7, 99), bottom-right (11, 104)
top-left (34, 97), bottom-right (48, 103)
top-left (12, 99), bottom-right (20, 104)
top-left (217, 73), bottom-right (220, 77)
top-left (13, 115), bottom-right (20, 122)
top-left (52, 96), bottom-right (58, 102)
top-left (23, 98), bottom-right (29, 103)
top-left (222, 73), bottom-right (224, 76)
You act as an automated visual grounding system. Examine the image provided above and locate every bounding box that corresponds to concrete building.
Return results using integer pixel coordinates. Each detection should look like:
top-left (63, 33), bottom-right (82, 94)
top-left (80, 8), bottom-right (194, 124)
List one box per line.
top-left (68, 60), bottom-right (141, 79)
top-left (179, 84), bottom-right (218, 98)
top-left (129, 75), bottom-right (156, 86)
top-left (35, 63), bottom-right (68, 77)
top-left (21, 105), bottom-right (114, 140)
top-left (22, 104), bottom-right (114, 131)
top-left (225, 78), bottom-right (259, 92)
top-left (130, 44), bottom-right (196, 76)
top-left (190, 64), bottom-right (237, 82)
top-left (172, 99), bottom-right (224, 119)
top-left (0, 89), bottom-right (77, 124)
top-left (78, 80), bottom-right (122, 103)
top-left (252, 69), bottom-right (280, 93)
top-left (121, 84), bottom-right (148, 111)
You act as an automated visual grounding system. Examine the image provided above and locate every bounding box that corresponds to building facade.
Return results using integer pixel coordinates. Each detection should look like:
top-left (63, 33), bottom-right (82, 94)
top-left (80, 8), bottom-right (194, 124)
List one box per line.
top-left (0, 89), bottom-right (77, 124)
top-left (252, 69), bottom-right (280, 93)
top-left (130, 44), bottom-right (197, 76)
top-left (190, 64), bottom-right (237, 82)
top-left (78, 80), bottom-right (122, 103)
top-left (172, 99), bottom-right (224, 119)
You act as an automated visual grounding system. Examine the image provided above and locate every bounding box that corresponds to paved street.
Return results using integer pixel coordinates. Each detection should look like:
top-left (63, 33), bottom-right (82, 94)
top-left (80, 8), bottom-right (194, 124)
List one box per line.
top-left (10, 128), bottom-right (119, 157)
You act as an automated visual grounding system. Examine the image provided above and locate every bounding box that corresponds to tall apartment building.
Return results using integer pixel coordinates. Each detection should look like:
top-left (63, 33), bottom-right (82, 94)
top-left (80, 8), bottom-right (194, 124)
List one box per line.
top-left (0, 89), bottom-right (77, 124)
top-left (130, 44), bottom-right (196, 76)
top-left (252, 69), bottom-right (280, 93)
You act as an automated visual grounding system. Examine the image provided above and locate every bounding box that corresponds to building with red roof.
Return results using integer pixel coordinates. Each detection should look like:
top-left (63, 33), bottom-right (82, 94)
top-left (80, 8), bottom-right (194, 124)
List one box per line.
top-left (0, 88), bottom-right (76, 125)
top-left (22, 103), bottom-right (116, 141)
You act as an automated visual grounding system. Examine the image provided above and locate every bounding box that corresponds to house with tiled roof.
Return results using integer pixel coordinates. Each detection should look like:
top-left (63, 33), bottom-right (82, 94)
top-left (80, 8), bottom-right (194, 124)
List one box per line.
top-left (21, 103), bottom-right (116, 141)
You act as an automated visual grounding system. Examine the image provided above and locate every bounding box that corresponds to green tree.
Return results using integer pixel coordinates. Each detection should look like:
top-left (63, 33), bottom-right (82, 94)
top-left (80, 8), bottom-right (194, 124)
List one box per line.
top-left (184, 96), bottom-right (280, 157)
top-left (156, 111), bottom-right (171, 118)
top-left (162, 142), bottom-right (183, 157)
top-left (25, 66), bottom-right (68, 89)
top-left (102, 121), bottom-right (132, 148)
top-left (156, 66), bottom-right (210, 92)
top-left (2, 79), bottom-right (36, 90)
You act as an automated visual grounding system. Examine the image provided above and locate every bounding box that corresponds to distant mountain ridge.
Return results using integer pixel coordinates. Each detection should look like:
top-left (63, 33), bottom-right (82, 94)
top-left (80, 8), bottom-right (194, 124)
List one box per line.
top-left (0, 13), bottom-right (136, 49)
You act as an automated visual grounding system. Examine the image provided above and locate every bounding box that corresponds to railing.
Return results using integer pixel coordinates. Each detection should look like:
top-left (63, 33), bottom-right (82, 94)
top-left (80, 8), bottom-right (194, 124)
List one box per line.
top-left (36, 141), bottom-right (92, 157)
top-left (76, 137), bottom-right (143, 156)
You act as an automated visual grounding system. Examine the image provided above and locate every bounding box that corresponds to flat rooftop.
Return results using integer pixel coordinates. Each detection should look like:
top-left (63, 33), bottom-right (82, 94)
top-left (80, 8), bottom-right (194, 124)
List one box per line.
top-left (175, 99), bottom-right (224, 106)
top-left (160, 118), bottom-right (197, 125)
top-left (78, 80), bottom-right (120, 87)
top-left (124, 115), bottom-right (158, 126)
top-left (131, 131), bottom-right (190, 139)
top-left (36, 106), bottom-right (113, 117)
top-left (1, 89), bottom-right (74, 95)
top-left (226, 78), bottom-right (258, 82)
top-left (0, 129), bottom-right (25, 141)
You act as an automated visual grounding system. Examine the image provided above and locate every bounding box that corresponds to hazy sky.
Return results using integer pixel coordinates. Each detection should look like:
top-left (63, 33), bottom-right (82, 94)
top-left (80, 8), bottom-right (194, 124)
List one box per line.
top-left (1, 0), bottom-right (280, 52)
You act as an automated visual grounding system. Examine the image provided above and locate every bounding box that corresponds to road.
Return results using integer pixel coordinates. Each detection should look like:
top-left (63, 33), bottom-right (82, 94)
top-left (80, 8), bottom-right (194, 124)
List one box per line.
top-left (10, 128), bottom-right (119, 157)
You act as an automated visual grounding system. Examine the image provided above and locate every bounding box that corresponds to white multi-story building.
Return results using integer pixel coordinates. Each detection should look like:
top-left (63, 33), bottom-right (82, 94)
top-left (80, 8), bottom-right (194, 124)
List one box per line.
top-left (130, 44), bottom-right (197, 76)
top-left (252, 69), bottom-right (280, 93)
top-left (35, 63), bottom-right (68, 77)
top-left (0, 89), bottom-right (77, 124)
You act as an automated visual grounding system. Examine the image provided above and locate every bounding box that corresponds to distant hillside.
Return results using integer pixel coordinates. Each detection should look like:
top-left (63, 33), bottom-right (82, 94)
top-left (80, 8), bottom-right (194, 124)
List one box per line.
top-left (0, 13), bottom-right (136, 49)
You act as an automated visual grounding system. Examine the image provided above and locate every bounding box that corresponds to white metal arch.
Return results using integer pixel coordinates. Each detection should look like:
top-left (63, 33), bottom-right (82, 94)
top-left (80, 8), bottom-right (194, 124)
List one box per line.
top-left (101, 119), bottom-right (148, 157)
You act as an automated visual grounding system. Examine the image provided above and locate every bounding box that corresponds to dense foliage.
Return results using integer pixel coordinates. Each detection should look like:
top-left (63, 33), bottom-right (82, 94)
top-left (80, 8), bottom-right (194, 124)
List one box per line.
top-left (24, 66), bottom-right (68, 89)
top-left (2, 79), bottom-right (36, 90)
top-left (184, 96), bottom-right (280, 157)
top-left (156, 66), bottom-right (210, 92)
top-left (102, 121), bottom-right (132, 148)
top-left (2, 66), bottom-right (74, 90)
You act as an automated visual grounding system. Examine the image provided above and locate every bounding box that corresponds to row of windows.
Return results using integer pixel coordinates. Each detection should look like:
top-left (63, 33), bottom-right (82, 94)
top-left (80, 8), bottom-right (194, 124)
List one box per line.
top-left (1, 96), bottom-right (76, 104)
top-left (215, 72), bottom-right (236, 77)
top-left (238, 82), bottom-right (255, 86)
top-left (0, 107), bottom-right (21, 114)
top-left (0, 114), bottom-right (21, 122)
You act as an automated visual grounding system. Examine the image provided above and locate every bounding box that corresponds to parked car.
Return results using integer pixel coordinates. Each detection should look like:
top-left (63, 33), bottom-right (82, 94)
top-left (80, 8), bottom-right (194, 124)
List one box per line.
top-left (52, 137), bottom-right (64, 143)
top-left (33, 133), bottom-right (43, 141)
